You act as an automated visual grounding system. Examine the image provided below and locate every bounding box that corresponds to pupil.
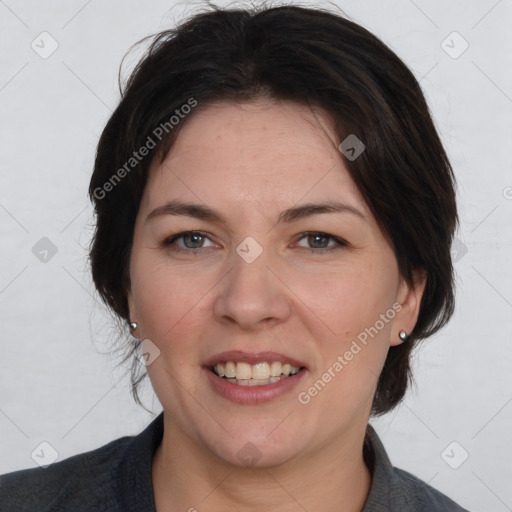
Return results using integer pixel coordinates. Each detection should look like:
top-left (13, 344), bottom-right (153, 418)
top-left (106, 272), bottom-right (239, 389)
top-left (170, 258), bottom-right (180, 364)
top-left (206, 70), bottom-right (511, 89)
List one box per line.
top-left (309, 234), bottom-right (327, 248)
top-left (185, 233), bottom-right (203, 248)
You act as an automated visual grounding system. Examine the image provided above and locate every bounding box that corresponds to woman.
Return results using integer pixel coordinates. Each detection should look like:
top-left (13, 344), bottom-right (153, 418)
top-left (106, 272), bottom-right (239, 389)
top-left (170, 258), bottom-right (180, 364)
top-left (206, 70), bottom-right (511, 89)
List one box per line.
top-left (0, 4), bottom-right (469, 511)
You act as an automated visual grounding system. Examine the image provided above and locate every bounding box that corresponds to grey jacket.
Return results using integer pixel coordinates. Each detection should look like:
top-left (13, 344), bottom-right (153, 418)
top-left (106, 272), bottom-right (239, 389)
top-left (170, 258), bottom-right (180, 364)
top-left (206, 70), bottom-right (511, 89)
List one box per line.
top-left (0, 413), bottom-right (470, 511)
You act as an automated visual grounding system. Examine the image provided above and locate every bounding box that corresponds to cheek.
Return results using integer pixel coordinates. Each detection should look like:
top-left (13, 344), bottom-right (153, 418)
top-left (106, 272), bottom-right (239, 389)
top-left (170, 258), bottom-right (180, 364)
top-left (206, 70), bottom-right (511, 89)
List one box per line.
top-left (290, 263), bottom-right (394, 340)
top-left (290, 263), bottom-right (396, 406)
top-left (298, 271), bottom-right (394, 398)
top-left (130, 259), bottom-right (211, 352)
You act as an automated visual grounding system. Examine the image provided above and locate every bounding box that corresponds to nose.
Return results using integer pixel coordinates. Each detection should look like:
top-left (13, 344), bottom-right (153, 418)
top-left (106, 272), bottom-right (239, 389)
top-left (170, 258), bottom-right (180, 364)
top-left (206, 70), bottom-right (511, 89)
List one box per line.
top-left (212, 245), bottom-right (292, 331)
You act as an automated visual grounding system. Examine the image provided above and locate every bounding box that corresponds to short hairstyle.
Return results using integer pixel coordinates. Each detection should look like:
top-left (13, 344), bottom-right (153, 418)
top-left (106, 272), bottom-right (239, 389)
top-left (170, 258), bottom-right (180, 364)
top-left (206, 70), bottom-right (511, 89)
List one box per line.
top-left (88, 3), bottom-right (458, 416)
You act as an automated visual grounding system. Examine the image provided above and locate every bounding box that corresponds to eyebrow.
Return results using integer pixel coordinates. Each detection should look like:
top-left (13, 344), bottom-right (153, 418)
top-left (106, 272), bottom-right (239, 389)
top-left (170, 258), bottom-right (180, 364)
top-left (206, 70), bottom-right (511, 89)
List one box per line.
top-left (145, 199), bottom-right (367, 226)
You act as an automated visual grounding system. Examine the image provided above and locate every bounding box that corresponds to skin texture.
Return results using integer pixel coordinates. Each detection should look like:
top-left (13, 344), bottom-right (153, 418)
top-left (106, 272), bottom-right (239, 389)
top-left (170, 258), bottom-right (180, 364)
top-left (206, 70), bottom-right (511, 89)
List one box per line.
top-left (127, 99), bottom-right (426, 512)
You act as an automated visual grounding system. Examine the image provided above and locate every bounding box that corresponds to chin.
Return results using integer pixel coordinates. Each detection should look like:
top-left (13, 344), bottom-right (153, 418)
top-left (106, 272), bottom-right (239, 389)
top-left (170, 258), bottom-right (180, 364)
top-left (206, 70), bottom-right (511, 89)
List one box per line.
top-left (202, 421), bottom-right (311, 469)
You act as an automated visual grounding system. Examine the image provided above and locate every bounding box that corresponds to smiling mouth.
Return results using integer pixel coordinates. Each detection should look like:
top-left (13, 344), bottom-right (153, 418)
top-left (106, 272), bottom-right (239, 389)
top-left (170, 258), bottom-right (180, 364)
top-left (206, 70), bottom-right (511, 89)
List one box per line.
top-left (208, 361), bottom-right (306, 386)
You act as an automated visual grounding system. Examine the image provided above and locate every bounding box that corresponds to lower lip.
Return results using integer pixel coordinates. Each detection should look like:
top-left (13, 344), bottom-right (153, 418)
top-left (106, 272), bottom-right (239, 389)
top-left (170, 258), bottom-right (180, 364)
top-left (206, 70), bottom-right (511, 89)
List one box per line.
top-left (203, 367), bottom-right (308, 405)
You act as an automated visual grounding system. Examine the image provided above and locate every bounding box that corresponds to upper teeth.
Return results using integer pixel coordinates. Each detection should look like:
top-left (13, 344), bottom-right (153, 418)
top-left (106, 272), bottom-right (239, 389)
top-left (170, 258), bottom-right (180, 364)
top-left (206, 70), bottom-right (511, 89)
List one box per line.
top-left (214, 361), bottom-right (302, 380)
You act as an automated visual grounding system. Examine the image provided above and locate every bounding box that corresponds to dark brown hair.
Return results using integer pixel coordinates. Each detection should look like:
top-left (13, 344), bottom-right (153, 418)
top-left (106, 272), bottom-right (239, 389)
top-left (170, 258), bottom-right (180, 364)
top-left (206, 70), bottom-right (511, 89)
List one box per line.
top-left (88, 3), bottom-right (458, 416)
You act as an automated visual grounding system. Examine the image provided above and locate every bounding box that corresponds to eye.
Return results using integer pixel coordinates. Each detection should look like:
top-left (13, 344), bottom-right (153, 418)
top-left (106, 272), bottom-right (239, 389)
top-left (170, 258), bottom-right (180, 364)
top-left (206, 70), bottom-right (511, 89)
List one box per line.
top-left (161, 230), bottom-right (348, 255)
top-left (294, 232), bottom-right (347, 253)
top-left (162, 231), bottom-right (217, 253)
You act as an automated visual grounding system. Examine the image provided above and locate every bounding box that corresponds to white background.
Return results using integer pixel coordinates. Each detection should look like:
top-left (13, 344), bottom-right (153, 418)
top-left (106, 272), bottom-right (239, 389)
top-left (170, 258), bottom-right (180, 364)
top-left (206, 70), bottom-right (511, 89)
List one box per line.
top-left (1, 1), bottom-right (511, 510)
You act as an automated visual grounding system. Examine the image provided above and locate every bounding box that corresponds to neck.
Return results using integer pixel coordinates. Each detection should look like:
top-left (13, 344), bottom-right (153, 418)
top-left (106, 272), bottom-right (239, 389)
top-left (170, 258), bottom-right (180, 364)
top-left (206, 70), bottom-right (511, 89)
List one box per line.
top-left (152, 414), bottom-right (372, 512)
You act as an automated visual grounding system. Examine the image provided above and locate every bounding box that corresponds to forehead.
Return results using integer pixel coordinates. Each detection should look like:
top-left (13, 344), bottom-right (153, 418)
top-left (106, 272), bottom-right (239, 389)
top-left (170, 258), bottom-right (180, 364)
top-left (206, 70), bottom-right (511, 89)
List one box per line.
top-left (141, 99), bottom-right (369, 219)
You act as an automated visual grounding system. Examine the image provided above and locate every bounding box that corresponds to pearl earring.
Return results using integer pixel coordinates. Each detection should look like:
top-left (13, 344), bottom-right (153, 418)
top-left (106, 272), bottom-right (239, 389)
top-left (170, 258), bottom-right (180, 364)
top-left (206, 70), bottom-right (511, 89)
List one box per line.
top-left (129, 322), bottom-right (138, 331)
top-left (399, 330), bottom-right (408, 341)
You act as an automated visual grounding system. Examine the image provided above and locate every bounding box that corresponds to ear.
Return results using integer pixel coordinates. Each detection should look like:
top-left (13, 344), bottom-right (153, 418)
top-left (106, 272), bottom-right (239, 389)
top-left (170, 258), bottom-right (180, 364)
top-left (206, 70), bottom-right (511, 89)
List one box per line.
top-left (390, 269), bottom-right (427, 347)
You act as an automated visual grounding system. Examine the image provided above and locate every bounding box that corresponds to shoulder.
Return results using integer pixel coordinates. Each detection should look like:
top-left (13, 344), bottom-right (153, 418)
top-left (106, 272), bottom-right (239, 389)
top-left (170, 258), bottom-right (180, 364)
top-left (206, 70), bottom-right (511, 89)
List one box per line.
top-left (392, 467), bottom-right (470, 511)
top-left (0, 434), bottom-right (133, 512)
top-left (363, 424), bottom-right (470, 511)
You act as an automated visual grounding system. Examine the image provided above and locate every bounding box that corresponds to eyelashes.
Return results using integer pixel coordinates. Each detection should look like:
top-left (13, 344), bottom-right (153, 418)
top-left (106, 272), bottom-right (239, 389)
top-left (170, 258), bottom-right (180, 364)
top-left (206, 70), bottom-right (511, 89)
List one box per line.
top-left (161, 230), bottom-right (348, 255)
top-left (162, 231), bottom-right (216, 253)
top-left (295, 232), bottom-right (348, 252)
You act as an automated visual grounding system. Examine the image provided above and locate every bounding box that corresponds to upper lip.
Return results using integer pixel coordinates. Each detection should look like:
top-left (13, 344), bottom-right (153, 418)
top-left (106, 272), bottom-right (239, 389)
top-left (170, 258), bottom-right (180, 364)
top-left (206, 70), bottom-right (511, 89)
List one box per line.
top-left (203, 350), bottom-right (308, 369)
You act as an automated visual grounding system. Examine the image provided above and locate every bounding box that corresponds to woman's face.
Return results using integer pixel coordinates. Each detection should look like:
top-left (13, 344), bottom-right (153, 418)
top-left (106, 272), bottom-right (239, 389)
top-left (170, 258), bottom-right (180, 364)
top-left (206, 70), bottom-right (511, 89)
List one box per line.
top-left (128, 99), bottom-right (425, 468)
